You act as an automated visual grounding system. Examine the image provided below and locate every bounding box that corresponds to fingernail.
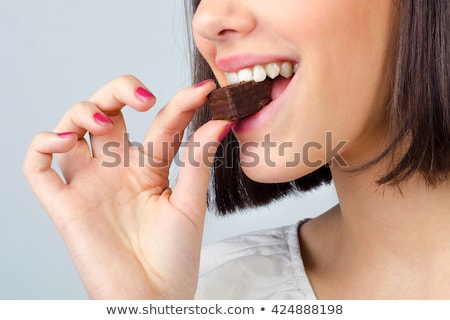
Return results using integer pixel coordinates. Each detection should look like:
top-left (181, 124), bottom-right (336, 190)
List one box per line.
top-left (58, 132), bottom-right (75, 138)
top-left (194, 80), bottom-right (211, 88)
top-left (93, 112), bottom-right (113, 125)
top-left (136, 87), bottom-right (155, 102)
top-left (219, 123), bottom-right (233, 142)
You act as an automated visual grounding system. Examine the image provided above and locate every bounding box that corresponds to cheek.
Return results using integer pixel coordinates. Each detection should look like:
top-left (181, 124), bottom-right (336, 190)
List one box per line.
top-left (239, 1), bottom-right (395, 182)
top-left (290, 1), bottom-right (393, 142)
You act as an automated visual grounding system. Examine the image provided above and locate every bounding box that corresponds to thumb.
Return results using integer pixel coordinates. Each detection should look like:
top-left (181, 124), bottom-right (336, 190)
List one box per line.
top-left (170, 120), bottom-right (232, 219)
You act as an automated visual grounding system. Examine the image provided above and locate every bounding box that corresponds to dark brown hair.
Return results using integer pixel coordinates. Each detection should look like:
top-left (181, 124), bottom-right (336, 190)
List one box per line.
top-left (186, 0), bottom-right (450, 214)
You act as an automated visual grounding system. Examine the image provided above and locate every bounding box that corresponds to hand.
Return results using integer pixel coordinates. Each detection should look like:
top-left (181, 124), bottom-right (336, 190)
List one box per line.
top-left (23, 75), bottom-right (231, 299)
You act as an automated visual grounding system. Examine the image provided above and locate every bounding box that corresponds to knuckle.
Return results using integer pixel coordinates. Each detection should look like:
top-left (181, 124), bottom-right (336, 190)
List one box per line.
top-left (22, 136), bottom-right (40, 175)
top-left (22, 159), bottom-right (30, 175)
top-left (72, 101), bottom-right (94, 112)
top-left (30, 132), bottom-right (45, 146)
top-left (115, 74), bottom-right (140, 85)
top-left (22, 159), bottom-right (35, 177)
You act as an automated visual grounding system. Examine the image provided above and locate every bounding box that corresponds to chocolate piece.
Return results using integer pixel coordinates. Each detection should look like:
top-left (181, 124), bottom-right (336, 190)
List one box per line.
top-left (208, 79), bottom-right (272, 120)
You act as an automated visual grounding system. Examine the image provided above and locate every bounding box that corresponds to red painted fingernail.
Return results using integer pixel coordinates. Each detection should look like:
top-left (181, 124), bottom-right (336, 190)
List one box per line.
top-left (219, 123), bottom-right (233, 142)
top-left (136, 87), bottom-right (155, 102)
top-left (93, 112), bottom-right (113, 125)
top-left (194, 80), bottom-right (211, 88)
top-left (58, 132), bottom-right (75, 138)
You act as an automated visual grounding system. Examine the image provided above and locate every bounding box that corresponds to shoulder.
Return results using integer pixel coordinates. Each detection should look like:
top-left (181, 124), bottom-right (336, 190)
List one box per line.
top-left (195, 221), bottom-right (316, 300)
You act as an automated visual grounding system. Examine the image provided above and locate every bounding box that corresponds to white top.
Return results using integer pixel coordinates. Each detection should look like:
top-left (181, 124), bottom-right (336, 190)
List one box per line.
top-left (195, 221), bottom-right (317, 300)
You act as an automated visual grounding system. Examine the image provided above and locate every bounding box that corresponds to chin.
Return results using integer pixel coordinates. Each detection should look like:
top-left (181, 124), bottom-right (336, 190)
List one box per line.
top-left (240, 161), bottom-right (320, 184)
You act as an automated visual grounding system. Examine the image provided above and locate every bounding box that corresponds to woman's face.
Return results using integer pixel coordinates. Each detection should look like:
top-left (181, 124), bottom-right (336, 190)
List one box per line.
top-left (193, 0), bottom-right (397, 183)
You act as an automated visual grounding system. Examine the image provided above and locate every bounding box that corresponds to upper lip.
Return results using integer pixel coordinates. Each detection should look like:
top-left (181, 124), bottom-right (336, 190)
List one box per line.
top-left (216, 54), bottom-right (298, 72)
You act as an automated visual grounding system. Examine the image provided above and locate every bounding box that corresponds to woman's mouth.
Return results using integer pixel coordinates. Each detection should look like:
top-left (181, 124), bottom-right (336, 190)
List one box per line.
top-left (225, 61), bottom-right (299, 134)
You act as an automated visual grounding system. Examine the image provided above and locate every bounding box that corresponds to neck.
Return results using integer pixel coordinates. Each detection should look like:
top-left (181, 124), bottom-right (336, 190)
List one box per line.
top-left (332, 166), bottom-right (450, 260)
top-left (301, 163), bottom-right (450, 299)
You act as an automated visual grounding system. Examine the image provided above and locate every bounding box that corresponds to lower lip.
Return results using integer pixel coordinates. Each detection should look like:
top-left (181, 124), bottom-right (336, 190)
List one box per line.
top-left (232, 73), bottom-right (298, 135)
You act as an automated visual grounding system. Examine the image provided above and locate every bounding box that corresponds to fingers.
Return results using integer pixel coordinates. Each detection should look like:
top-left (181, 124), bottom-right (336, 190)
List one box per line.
top-left (89, 75), bottom-right (156, 114)
top-left (55, 75), bottom-right (156, 149)
top-left (89, 76), bottom-right (156, 149)
top-left (54, 101), bottom-right (118, 157)
top-left (53, 101), bottom-right (119, 179)
top-left (23, 132), bottom-right (78, 207)
top-left (170, 120), bottom-right (232, 221)
top-left (34, 75), bottom-right (216, 192)
top-left (54, 76), bottom-right (156, 173)
top-left (54, 101), bottom-right (116, 137)
top-left (143, 80), bottom-right (216, 166)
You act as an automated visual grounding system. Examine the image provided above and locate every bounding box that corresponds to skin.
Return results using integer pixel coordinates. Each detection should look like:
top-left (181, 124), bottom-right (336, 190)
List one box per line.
top-left (194, 0), bottom-right (395, 182)
top-left (24, 0), bottom-right (450, 299)
top-left (24, 76), bottom-right (231, 299)
top-left (195, 0), bottom-right (450, 298)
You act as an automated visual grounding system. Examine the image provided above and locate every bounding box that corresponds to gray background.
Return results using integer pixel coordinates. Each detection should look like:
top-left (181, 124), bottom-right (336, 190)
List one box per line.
top-left (0, 0), bottom-right (338, 299)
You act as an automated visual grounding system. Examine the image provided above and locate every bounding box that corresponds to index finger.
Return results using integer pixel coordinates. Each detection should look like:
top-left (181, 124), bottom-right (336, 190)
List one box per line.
top-left (89, 75), bottom-right (156, 115)
top-left (142, 80), bottom-right (216, 166)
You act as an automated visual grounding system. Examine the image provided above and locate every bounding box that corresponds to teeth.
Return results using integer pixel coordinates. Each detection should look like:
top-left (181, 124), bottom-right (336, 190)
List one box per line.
top-left (237, 68), bottom-right (253, 82)
top-left (226, 72), bottom-right (238, 85)
top-left (265, 63), bottom-right (281, 79)
top-left (253, 65), bottom-right (267, 83)
top-left (280, 62), bottom-right (294, 78)
top-left (225, 61), bottom-right (298, 85)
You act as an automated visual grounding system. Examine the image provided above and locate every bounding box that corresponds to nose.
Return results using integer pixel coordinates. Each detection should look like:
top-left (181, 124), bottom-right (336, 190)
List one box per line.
top-left (192, 0), bottom-right (256, 42)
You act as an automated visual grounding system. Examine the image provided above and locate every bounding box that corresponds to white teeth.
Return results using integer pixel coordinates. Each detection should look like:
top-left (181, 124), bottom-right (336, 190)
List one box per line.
top-left (265, 63), bottom-right (281, 79)
top-left (253, 65), bottom-right (267, 83)
top-left (280, 62), bottom-right (294, 78)
top-left (237, 68), bottom-right (253, 82)
top-left (224, 61), bottom-right (298, 85)
top-left (226, 72), bottom-right (238, 85)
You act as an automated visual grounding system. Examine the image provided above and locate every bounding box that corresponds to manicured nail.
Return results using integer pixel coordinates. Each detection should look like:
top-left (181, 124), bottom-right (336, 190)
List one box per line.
top-left (219, 123), bottom-right (233, 142)
top-left (58, 132), bottom-right (75, 138)
top-left (93, 112), bottom-right (113, 125)
top-left (136, 87), bottom-right (155, 102)
top-left (194, 80), bottom-right (211, 88)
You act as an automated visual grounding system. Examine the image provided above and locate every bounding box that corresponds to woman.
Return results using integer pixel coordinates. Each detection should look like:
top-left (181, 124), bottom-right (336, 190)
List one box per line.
top-left (23, 0), bottom-right (450, 299)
